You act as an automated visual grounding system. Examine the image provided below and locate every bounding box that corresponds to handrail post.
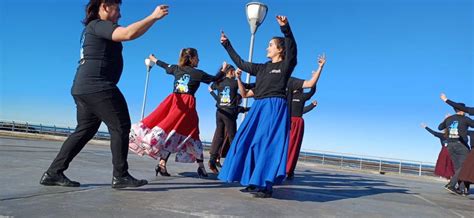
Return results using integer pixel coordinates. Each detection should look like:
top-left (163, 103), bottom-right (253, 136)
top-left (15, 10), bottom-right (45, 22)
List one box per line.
top-left (399, 161), bottom-right (402, 174)
top-left (419, 162), bottom-right (422, 176)
top-left (379, 159), bottom-right (382, 173)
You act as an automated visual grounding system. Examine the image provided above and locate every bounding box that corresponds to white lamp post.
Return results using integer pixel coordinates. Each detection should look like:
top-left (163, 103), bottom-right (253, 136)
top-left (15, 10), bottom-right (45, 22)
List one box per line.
top-left (141, 58), bottom-right (154, 119)
top-left (243, 2), bottom-right (268, 120)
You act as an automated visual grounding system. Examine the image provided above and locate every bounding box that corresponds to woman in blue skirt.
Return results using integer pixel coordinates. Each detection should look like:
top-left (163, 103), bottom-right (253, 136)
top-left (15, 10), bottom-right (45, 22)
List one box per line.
top-left (218, 15), bottom-right (297, 198)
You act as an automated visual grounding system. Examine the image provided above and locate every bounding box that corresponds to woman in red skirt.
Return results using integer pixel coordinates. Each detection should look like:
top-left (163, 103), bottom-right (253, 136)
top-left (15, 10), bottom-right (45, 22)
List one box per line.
top-left (129, 48), bottom-right (224, 177)
top-left (421, 123), bottom-right (454, 180)
top-left (285, 54), bottom-right (326, 180)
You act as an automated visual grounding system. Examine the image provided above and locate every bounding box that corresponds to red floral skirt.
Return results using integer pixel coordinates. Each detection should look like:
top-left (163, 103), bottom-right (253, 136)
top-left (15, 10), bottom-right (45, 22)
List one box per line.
top-left (129, 93), bottom-right (203, 163)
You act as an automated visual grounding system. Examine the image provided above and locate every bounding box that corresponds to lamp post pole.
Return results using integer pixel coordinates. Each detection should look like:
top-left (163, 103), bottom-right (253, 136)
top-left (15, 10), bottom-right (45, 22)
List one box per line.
top-left (242, 2), bottom-right (268, 120)
top-left (141, 58), bottom-right (154, 119)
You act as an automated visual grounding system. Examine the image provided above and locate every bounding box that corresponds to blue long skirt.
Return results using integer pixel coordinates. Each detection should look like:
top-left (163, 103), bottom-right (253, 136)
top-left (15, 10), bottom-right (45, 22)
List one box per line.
top-left (218, 97), bottom-right (289, 189)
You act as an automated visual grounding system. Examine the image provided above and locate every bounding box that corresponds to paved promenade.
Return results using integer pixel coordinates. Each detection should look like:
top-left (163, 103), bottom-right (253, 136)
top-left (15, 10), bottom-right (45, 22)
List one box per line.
top-left (0, 136), bottom-right (472, 217)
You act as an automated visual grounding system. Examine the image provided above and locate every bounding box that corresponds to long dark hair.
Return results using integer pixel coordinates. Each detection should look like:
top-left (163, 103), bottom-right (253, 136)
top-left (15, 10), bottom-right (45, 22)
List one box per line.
top-left (178, 48), bottom-right (198, 67)
top-left (82, 0), bottom-right (122, 26)
top-left (272, 37), bottom-right (286, 60)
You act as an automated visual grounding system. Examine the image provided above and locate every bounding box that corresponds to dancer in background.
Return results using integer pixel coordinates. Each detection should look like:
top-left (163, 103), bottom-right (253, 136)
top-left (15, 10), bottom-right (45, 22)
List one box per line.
top-left (40, 0), bottom-right (168, 189)
top-left (218, 15), bottom-right (297, 198)
top-left (420, 123), bottom-right (454, 181)
top-left (458, 130), bottom-right (473, 196)
top-left (208, 85), bottom-right (251, 169)
top-left (207, 62), bottom-right (240, 174)
top-left (129, 49), bottom-right (224, 178)
top-left (286, 54), bottom-right (326, 180)
top-left (438, 106), bottom-right (474, 195)
top-left (440, 93), bottom-right (473, 196)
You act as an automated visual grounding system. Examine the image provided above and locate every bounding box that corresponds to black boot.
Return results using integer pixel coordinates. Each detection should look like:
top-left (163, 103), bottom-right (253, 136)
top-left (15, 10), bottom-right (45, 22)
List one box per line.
top-left (40, 172), bottom-right (80, 187)
top-left (286, 172), bottom-right (295, 180)
top-left (112, 173), bottom-right (148, 189)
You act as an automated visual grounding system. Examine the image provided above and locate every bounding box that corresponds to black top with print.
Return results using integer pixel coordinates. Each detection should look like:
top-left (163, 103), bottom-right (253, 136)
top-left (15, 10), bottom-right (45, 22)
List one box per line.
top-left (222, 23), bottom-right (297, 99)
top-left (155, 60), bottom-right (223, 96)
top-left (210, 77), bottom-right (239, 111)
top-left (438, 114), bottom-right (474, 148)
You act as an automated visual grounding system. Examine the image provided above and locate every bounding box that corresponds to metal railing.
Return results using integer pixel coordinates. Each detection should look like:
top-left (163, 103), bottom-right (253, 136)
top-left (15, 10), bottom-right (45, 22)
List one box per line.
top-left (299, 150), bottom-right (436, 177)
top-left (0, 120), bottom-right (110, 140)
top-left (0, 120), bottom-right (436, 177)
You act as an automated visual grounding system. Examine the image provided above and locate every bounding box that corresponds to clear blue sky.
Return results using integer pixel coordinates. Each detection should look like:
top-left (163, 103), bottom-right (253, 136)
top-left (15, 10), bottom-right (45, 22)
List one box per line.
top-left (1, 0), bottom-right (473, 163)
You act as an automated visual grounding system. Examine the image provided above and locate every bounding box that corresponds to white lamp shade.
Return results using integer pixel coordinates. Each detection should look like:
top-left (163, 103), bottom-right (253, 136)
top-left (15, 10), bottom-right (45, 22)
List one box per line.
top-left (246, 2), bottom-right (268, 34)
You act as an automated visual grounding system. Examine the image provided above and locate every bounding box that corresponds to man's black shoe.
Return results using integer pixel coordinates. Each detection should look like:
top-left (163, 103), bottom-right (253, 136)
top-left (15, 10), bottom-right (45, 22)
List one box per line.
top-left (39, 172), bottom-right (80, 187)
top-left (112, 173), bottom-right (148, 189)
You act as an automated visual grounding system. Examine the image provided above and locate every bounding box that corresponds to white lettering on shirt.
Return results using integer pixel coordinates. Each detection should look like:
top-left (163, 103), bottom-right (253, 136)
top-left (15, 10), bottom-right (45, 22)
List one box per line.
top-left (269, 69), bottom-right (281, 74)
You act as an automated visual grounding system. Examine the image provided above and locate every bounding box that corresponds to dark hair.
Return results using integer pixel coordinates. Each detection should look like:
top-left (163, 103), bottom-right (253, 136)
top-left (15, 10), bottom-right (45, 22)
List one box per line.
top-left (224, 64), bottom-right (235, 74)
top-left (272, 37), bottom-right (286, 60)
top-left (82, 0), bottom-right (122, 26)
top-left (178, 48), bottom-right (198, 67)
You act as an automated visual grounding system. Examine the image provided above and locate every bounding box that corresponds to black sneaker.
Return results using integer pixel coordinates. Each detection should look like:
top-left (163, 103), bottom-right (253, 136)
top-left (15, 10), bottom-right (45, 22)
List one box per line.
top-left (112, 173), bottom-right (148, 189)
top-left (252, 190), bottom-right (273, 198)
top-left (445, 186), bottom-right (462, 195)
top-left (240, 185), bottom-right (258, 193)
top-left (39, 172), bottom-right (80, 187)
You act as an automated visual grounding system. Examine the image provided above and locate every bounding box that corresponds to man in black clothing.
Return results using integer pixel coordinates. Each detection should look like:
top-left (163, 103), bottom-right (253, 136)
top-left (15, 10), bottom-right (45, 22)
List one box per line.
top-left (438, 107), bottom-right (474, 194)
top-left (40, 1), bottom-right (168, 189)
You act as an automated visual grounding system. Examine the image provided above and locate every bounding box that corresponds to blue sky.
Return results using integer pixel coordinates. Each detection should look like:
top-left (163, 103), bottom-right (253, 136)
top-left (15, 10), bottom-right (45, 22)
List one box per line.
top-left (1, 0), bottom-right (473, 163)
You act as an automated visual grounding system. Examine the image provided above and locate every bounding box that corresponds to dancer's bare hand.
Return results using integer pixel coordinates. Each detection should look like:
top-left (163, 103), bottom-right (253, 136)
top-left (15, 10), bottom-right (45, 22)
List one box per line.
top-left (148, 54), bottom-right (157, 63)
top-left (208, 86), bottom-right (213, 92)
top-left (152, 5), bottom-right (169, 20)
top-left (312, 100), bottom-right (318, 106)
top-left (440, 93), bottom-right (447, 102)
top-left (235, 69), bottom-right (242, 80)
top-left (220, 31), bottom-right (228, 44)
top-left (318, 53), bottom-right (326, 66)
top-left (420, 123), bottom-right (427, 128)
top-left (276, 15), bottom-right (288, 26)
top-left (222, 61), bottom-right (228, 71)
